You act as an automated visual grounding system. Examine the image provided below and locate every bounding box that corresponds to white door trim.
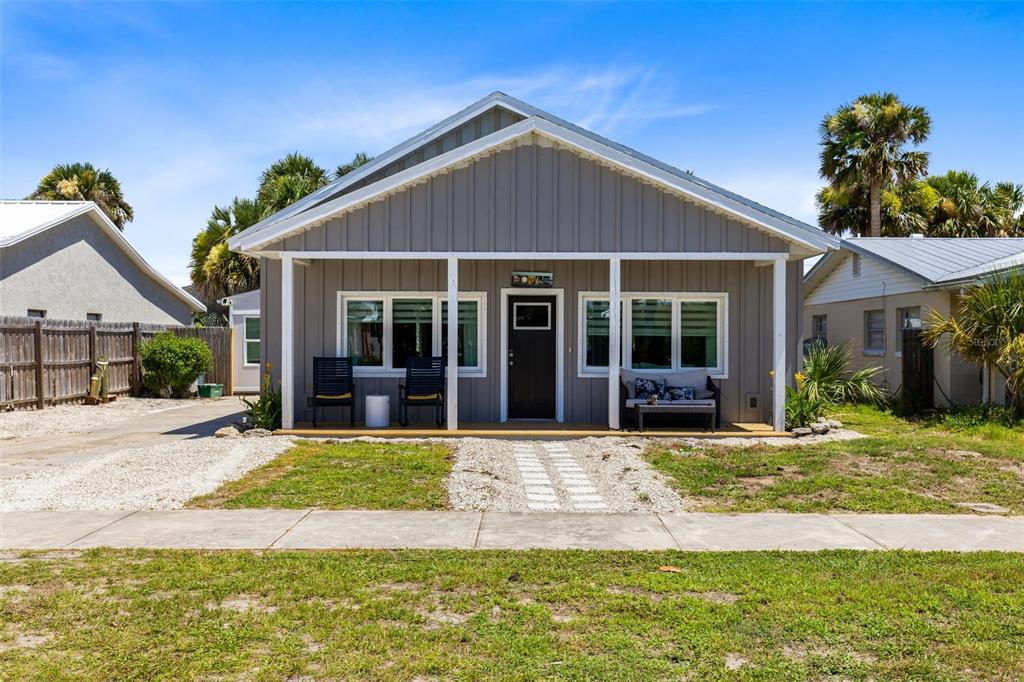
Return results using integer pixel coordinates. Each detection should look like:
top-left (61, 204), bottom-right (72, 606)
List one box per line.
top-left (500, 288), bottom-right (564, 422)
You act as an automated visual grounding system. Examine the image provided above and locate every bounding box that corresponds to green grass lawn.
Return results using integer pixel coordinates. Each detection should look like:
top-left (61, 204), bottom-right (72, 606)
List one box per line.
top-left (189, 440), bottom-right (452, 510)
top-left (1, 549), bottom-right (1021, 681)
top-left (647, 406), bottom-right (1024, 514)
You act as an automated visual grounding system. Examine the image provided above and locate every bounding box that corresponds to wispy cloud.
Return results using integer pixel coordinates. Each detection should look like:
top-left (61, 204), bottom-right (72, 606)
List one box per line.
top-left (4, 51), bottom-right (76, 80)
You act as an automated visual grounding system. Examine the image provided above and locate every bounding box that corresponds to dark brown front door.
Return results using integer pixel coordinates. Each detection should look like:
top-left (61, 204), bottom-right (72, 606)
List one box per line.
top-left (508, 296), bottom-right (556, 419)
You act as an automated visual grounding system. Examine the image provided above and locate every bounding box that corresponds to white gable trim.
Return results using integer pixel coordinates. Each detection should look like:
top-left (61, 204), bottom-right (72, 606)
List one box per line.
top-left (235, 93), bottom-right (531, 248)
top-left (1, 202), bottom-right (205, 312)
top-left (231, 117), bottom-right (833, 254)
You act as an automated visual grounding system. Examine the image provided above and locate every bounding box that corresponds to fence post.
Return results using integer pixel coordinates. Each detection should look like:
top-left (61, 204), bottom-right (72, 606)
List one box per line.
top-left (33, 319), bottom-right (45, 409)
top-left (132, 322), bottom-right (142, 396)
top-left (89, 325), bottom-right (98, 374)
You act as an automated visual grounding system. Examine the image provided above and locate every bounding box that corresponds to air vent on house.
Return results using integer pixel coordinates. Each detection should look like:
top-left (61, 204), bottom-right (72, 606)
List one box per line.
top-left (851, 253), bottom-right (862, 278)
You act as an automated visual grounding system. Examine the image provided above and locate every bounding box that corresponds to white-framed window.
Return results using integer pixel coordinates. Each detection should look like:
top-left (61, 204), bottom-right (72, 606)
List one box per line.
top-left (578, 292), bottom-right (728, 378)
top-left (864, 309), bottom-right (885, 355)
top-left (26, 309), bottom-right (46, 319)
top-left (86, 313), bottom-right (102, 322)
top-left (899, 306), bottom-right (922, 330)
top-left (337, 292), bottom-right (486, 377)
top-left (243, 316), bottom-right (261, 366)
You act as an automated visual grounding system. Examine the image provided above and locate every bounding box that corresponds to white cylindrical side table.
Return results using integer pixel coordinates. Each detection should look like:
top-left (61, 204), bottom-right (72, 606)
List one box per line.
top-left (364, 394), bottom-right (390, 428)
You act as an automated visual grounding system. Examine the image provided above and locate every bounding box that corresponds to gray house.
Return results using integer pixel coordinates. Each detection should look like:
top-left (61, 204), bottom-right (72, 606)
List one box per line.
top-left (229, 92), bottom-right (838, 432)
top-left (1, 201), bottom-right (203, 324)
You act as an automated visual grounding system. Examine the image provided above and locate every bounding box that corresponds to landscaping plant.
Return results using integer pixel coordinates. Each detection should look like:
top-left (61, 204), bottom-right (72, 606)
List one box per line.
top-left (139, 332), bottom-right (213, 398)
top-left (241, 365), bottom-right (282, 430)
top-left (802, 342), bottom-right (887, 406)
top-left (784, 371), bottom-right (826, 428)
top-left (923, 269), bottom-right (1024, 419)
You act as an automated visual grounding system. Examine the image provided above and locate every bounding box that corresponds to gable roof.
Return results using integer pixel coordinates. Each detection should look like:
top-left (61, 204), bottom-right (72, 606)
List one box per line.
top-left (229, 92), bottom-right (838, 254)
top-left (805, 237), bottom-right (1024, 293)
top-left (0, 201), bottom-right (205, 312)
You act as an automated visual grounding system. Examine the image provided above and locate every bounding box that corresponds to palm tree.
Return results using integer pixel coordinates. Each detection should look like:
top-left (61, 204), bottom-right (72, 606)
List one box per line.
top-left (816, 179), bottom-right (935, 237)
top-left (923, 270), bottom-right (1024, 418)
top-left (819, 93), bottom-right (931, 237)
top-left (189, 197), bottom-right (263, 300)
top-left (257, 153), bottom-right (330, 215)
top-left (27, 162), bottom-right (134, 229)
top-left (924, 171), bottom-right (1024, 237)
top-left (335, 152), bottom-right (373, 179)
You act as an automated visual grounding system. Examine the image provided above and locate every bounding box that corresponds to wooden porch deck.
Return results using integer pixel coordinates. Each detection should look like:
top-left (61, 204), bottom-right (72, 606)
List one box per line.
top-left (276, 421), bottom-right (790, 439)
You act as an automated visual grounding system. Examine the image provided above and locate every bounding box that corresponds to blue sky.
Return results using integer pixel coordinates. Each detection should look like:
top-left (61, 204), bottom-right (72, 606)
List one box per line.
top-left (3, 1), bottom-right (1022, 285)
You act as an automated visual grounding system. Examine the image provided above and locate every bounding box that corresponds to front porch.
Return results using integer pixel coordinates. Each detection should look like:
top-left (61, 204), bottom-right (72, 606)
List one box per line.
top-left (274, 254), bottom-right (795, 434)
top-left (277, 420), bottom-right (789, 439)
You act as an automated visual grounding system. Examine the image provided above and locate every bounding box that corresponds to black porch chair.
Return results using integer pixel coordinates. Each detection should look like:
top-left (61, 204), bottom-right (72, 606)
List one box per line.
top-left (399, 356), bottom-right (445, 427)
top-left (312, 356), bottom-right (355, 427)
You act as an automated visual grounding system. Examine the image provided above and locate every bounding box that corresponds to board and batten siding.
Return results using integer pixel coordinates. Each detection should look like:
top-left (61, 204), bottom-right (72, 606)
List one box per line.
top-left (265, 144), bottom-right (790, 256)
top-left (805, 251), bottom-right (924, 306)
top-left (261, 257), bottom-right (803, 425)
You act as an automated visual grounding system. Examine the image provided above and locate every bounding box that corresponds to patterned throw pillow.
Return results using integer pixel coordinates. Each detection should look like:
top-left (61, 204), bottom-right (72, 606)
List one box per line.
top-left (634, 377), bottom-right (666, 400)
top-left (665, 385), bottom-right (697, 401)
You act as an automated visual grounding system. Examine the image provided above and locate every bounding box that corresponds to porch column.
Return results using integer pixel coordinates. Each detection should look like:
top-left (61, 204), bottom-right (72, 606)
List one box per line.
top-left (446, 257), bottom-right (459, 430)
top-left (772, 258), bottom-right (787, 433)
top-left (281, 254), bottom-right (295, 430)
top-left (608, 257), bottom-right (622, 430)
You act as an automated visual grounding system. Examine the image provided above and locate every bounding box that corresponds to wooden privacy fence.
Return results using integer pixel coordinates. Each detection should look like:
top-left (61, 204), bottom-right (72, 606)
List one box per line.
top-left (0, 316), bottom-right (233, 410)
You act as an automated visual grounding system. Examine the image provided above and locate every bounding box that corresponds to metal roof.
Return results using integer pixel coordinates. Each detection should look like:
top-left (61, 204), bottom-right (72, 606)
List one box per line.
top-left (230, 92), bottom-right (838, 253)
top-left (0, 200), bottom-right (95, 244)
top-left (804, 237), bottom-right (1024, 291)
top-left (0, 200), bottom-right (205, 311)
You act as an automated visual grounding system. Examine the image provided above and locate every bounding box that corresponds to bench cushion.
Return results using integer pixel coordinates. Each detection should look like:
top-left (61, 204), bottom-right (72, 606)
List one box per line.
top-left (621, 368), bottom-right (711, 399)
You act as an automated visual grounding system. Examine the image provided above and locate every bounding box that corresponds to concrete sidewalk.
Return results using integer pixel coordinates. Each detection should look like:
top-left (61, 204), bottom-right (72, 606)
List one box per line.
top-left (2, 510), bottom-right (1021, 552)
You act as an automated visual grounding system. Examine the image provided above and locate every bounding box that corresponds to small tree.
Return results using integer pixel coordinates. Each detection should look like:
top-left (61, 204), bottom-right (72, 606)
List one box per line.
top-left (140, 333), bottom-right (213, 398)
top-left (923, 270), bottom-right (1024, 417)
top-left (802, 343), bottom-right (888, 406)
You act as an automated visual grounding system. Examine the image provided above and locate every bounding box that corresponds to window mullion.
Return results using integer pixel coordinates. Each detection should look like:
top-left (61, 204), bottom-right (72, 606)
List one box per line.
top-left (384, 296), bottom-right (393, 371)
top-left (671, 297), bottom-right (681, 371)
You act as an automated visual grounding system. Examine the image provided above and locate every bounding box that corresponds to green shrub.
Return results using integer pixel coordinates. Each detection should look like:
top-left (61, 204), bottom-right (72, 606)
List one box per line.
top-left (242, 368), bottom-right (281, 430)
top-left (928, 404), bottom-right (1021, 430)
top-left (785, 371), bottom-right (826, 429)
top-left (139, 332), bottom-right (213, 398)
top-left (802, 343), bottom-right (888, 406)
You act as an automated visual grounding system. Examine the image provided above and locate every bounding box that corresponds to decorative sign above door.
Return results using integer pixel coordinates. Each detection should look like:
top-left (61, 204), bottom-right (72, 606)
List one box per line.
top-left (511, 271), bottom-right (553, 288)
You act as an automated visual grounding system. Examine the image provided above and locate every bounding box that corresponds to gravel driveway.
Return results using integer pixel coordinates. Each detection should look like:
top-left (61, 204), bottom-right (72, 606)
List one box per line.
top-left (0, 398), bottom-right (210, 442)
top-left (0, 436), bottom-right (294, 511)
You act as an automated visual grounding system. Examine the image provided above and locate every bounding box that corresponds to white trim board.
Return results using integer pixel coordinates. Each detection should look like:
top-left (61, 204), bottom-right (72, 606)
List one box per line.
top-left (499, 288), bottom-right (565, 423)
top-left (255, 251), bottom-right (791, 262)
top-left (334, 291), bottom-right (488, 378)
top-left (230, 114), bottom-right (834, 254)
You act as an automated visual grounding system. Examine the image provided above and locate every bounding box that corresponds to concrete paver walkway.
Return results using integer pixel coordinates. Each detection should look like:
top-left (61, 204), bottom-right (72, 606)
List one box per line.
top-left (2, 510), bottom-right (1020, 552)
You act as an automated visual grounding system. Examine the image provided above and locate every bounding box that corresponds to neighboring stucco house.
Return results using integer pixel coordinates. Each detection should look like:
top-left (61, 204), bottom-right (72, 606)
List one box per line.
top-left (0, 201), bottom-right (204, 324)
top-left (803, 237), bottom-right (1024, 407)
top-left (219, 288), bottom-right (261, 393)
top-left (228, 92), bottom-right (839, 431)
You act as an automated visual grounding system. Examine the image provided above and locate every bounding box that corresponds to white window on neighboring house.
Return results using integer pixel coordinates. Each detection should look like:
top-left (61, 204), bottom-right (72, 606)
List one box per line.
top-left (26, 309), bottom-right (46, 319)
top-left (812, 314), bottom-right (827, 341)
top-left (579, 293), bottom-right (727, 378)
top-left (899, 306), bottom-right (922, 330)
top-left (339, 292), bottom-right (486, 376)
top-left (864, 310), bottom-right (885, 355)
top-left (243, 316), bottom-right (261, 366)
top-left (86, 313), bottom-right (102, 322)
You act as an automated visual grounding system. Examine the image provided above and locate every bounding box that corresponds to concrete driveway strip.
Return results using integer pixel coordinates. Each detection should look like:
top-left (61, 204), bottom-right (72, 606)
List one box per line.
top-left (659, 513), bottom-right (883, 550)
top-left (274, 511), bottom-right (482, 549)
top-left (834, 514), bottom-right (1024, 551)
top-left (476, 512), bottom-right (678, 550)
top-left (66, 510), bottom-right (306, 550)
top-left (0, 511), bottom-right (136, 549)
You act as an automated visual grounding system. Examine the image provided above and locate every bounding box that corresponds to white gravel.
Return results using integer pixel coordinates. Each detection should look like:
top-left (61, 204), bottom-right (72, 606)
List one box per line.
top-left (448, 437), bottom-right (687, 513)
top-left (0, 398), bottom-right (209, 442)
top-left (669, 428), bottom-right (866, 449)
top-left (0, 436), bottom-right (294, 511)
